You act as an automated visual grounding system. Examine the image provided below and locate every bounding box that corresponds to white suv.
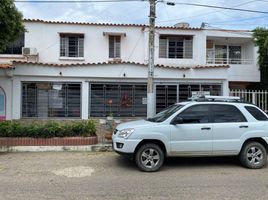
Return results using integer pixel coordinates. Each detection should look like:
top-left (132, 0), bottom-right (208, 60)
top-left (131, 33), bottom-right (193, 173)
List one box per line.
top-left (112, 96), bottom-right (268, 172)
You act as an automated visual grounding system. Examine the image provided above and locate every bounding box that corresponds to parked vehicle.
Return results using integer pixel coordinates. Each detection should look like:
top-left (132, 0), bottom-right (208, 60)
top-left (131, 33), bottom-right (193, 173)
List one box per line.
top-left (112, 96), bottom-right (268, 172)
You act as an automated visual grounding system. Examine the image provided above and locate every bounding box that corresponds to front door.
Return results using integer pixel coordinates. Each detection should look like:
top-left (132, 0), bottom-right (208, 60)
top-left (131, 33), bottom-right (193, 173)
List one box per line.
top-left (170, 105), bottom-right (213, 155)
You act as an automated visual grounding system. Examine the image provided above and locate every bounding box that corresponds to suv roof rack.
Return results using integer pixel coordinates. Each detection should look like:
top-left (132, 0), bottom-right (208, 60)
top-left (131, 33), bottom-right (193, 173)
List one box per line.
top-left (188, 95), bottom-right (243, 102)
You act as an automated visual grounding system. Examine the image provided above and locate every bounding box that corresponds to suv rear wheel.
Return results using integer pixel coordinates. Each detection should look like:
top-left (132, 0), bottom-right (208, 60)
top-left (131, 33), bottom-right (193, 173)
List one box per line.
top-left (239, 142), bottom-right (267, 169)
top-left (135, 143), bottom-right (164, 172)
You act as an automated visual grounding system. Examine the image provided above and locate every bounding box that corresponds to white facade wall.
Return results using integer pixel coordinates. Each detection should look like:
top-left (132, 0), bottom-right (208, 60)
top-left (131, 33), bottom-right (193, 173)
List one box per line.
top-left (1, 63), bottom-right (228, 120)
top-left (21, 21), bottom-right (260, 83)
top-left (25, 22), bottom-right (146, 63)
top-left (0, 20), bottom-right (262, 120)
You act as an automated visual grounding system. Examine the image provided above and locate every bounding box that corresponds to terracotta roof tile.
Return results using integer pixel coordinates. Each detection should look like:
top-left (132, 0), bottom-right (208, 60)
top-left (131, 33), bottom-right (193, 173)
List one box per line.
top-left (193, 65), bottom-right (230, 69)
top-left (12, 60), bottom-right (189, 70)
top-left (0, 63), bottom-right (13, 69)
top-left (23, 19), bottom-right (202, 30)
top-left (12, 60), bottom-right (229, 70)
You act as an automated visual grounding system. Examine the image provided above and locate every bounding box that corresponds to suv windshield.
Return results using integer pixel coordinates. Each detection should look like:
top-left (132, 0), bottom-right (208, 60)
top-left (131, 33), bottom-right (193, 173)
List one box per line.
top-left (146, 104), bottom-right (184, 123)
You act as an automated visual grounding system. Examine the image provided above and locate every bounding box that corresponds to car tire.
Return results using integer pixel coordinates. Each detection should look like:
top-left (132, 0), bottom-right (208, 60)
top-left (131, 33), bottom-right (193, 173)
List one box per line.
top-left (239, 142), bottom-right (267, 169)
top-left (135, 143), bottom-right (164, 172)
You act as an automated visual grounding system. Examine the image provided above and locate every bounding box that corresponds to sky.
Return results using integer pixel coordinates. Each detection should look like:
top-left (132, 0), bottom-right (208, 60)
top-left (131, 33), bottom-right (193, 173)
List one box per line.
top-left (14, 0), bottom-right (268, 30)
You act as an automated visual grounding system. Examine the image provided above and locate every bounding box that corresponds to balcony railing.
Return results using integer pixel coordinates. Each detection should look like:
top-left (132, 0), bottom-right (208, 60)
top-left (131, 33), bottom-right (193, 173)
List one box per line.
top-left (206, 58), bottom-right (253, 65)
top-left (206, 49), bottom-right (253, 65)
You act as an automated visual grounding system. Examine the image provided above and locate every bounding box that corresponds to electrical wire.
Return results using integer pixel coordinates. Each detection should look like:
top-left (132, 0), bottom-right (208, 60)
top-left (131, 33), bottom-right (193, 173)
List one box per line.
top-left (15, 0), bottom-right (143, 3)
top-left (166, 1), bottom-right (268, 14)
top-left (158, 0), bottom-right (265, 23)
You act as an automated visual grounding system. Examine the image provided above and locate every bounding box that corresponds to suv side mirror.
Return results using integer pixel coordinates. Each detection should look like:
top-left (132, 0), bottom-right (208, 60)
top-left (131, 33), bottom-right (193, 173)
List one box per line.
top-left (171, 116), bottom-right (184, 125)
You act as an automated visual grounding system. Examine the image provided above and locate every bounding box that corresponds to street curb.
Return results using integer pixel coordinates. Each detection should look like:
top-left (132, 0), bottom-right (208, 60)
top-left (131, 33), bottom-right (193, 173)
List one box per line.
top-left (0, 143), bottom-right (113, 153)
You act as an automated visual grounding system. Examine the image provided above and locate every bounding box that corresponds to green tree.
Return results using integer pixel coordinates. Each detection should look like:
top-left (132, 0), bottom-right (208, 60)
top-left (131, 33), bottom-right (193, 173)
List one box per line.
top-left (253, 27), bottom-right (268, 89)
top-left (0, 0), bottom-right (25, 53)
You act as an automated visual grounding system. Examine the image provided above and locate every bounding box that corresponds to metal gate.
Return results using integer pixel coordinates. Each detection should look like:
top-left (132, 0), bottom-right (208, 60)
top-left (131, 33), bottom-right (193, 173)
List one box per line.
top-left (230, 90), bottom-right (268, 113)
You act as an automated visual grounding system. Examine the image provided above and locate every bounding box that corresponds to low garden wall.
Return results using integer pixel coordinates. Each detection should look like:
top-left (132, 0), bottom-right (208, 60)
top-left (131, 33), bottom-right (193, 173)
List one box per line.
top-left (0, 120), bottom-right (98, 146)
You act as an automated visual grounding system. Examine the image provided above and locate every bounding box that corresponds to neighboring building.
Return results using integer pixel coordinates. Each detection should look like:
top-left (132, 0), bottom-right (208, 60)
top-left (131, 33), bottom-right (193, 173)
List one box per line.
top-left (0, 19), bottom-right (259, 120)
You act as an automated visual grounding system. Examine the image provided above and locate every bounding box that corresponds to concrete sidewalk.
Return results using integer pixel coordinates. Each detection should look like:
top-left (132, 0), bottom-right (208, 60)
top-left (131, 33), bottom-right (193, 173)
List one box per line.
top-left (0, 143), bottom-right (113, 152)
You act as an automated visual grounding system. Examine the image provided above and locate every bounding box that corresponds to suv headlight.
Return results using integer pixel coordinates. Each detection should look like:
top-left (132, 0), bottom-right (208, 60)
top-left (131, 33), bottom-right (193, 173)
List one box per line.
top-left (118, 128), bottom-right (135, 139)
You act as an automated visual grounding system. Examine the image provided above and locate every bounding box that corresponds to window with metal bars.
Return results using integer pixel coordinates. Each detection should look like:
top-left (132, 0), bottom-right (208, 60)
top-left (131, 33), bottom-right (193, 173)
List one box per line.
top-left (60, 33), bottom-right (84, 57)
top-left (22, 82), bottom-right (81, 118)
top-left (109, 35), bottom-right (121, 58)
top-left (159, 35), bottom-right (193, 59)
top-left (90, 83), bottom-right (147, 117)
top-left (156, 84), bottom-right (222, 113)
top-left (1, 33), bottom-right (24, 54)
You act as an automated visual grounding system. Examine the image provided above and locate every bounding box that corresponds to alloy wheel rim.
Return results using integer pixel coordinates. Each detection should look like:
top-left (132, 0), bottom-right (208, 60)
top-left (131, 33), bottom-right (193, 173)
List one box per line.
top-left (141, 148), bottom-right (160, 168)
top-left (247, 146), bottom-right (263, 165)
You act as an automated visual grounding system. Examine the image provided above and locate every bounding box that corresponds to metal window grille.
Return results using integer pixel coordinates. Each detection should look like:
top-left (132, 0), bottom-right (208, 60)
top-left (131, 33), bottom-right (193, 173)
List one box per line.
top-left (1, 33), bottom-right (24, 54)
top-left (229, 46), bottom-right (242, 64)
top-left (109, 36), bottom-right (121, 58)
top-left (156, 85), bottom-right (177, 113)
top-left (60, 34), bottom-right (84, 57)
top-left (90, 83), bottom-right (146, 117)
top-left (22, 82), bottom-right (81, 118)
top-left (159, 35), bottom-right (193, 59)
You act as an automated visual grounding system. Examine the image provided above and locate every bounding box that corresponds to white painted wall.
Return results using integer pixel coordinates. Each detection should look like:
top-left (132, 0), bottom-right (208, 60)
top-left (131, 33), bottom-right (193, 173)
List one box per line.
top-left (0, 63), bottom-right (228, 120)
top-left (22, 22), bottom-right (260, 83)
top-left (25, 22), bottom-right (146, 64)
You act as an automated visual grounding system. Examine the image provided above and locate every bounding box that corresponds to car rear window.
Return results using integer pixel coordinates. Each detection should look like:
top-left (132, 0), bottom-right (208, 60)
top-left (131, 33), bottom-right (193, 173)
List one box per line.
top-left (212, 105), bottom-right (247, 123)
top-left (245, 106), bottom-right (268, 121)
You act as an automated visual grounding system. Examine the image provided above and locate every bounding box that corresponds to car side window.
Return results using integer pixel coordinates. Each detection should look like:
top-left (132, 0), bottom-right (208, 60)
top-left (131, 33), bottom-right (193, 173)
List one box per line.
top-left (245, 106), bottom-right (268, 121)
top-left (212, 105), bottom-right (246, 123)
top-left (177, 105), bottom-right (210, 124)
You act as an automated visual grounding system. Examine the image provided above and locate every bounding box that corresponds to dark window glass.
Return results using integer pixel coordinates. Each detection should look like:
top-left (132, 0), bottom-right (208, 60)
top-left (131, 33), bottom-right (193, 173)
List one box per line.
top-left (60, 34), bottom-right (84, 57)
top-left (212, 105), bottom-right (246, 123)
top-left (177, 105), bottom-right (210, 124)
top-left (1, 33), bottom-right (24, 54)
top-left (156, 85), bottom-right (177, 113)
top-left (159, 35), bottom-right (193, 59)
top-left (22, 82), bottom-right (81, 118)
top-left (90, 84), bottom-right (147, 117)
top-left (245, 106), bottom-right (268, 121)
top-left (109, 35), bottom-right (121, 58)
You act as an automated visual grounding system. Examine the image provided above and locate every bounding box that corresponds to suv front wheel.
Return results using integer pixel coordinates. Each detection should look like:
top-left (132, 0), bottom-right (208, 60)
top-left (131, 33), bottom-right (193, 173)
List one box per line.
top-left (239, 142), bottom-right (267, 169)
top-left (135, 143), bottom-right (164, 172)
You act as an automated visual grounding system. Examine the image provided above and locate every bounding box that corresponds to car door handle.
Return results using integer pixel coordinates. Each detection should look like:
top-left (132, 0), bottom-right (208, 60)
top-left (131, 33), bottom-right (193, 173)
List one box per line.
top-left (201, 127), bottom-right (211, 130)
top-left (239, 125), bottom-right (248, 128)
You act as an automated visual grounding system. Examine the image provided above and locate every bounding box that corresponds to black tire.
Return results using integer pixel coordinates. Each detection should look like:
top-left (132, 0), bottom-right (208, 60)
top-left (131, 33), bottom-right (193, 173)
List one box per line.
top-left (135, 143), bottom-right (164, 172)
top-left (239, 142), bottom-right (267, 169)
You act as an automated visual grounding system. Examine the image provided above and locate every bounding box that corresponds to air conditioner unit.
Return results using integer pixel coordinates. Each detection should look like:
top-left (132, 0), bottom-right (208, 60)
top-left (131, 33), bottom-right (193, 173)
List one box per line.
top-left (22, 47), bottom-right (38, 56)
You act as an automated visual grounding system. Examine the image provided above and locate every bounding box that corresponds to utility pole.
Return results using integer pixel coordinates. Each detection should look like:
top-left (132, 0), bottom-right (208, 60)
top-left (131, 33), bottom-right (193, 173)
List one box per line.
top-left (147, 0), bottom-right (156, 118)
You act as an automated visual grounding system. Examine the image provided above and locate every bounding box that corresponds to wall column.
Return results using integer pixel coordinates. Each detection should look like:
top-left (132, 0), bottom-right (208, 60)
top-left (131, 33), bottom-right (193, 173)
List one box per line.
top-left (12, 78), bottom-right (21, 120)
top-left (222, 80), bottom-right (229, 96)
top-left (81, 81), bottom-right (89, 120)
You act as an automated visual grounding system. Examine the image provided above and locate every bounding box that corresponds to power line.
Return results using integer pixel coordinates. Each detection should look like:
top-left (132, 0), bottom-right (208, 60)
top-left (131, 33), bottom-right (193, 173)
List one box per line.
top-left (165, 1), bottom-right (268, 14)
top-left (209, 15), bottom-right (268, 24)
top-left (15, 0), bottom-right (268, 14)
top-left (159, 0), bottom-right (260, 23)
top-left (15, 0), bottom-right (143, 3)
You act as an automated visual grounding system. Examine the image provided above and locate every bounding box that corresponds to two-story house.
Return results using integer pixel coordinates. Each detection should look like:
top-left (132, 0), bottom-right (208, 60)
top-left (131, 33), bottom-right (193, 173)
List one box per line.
top-left (0, 19), bottom-right (259, 120)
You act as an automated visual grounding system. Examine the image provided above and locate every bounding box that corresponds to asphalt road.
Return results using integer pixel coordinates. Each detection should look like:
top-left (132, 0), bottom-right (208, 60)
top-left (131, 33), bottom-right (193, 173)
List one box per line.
top-left (0, 152), bottom-right (268, 200)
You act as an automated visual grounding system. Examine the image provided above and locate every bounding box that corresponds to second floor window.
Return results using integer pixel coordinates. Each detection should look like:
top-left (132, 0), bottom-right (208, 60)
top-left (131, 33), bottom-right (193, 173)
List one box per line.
top-left (60, 34), bottom-right (84, 58)
top-left (109, 35), bottom-right (121, 58)
top-left (159, 35), bottom-right (193, 59)
top-left (1, 33), bottom-right (24, 55)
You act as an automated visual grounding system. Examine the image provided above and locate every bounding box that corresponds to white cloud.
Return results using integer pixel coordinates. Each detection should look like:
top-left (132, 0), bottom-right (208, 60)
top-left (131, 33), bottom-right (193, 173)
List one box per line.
top-left (15, 0), bottom-right (268, 29)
